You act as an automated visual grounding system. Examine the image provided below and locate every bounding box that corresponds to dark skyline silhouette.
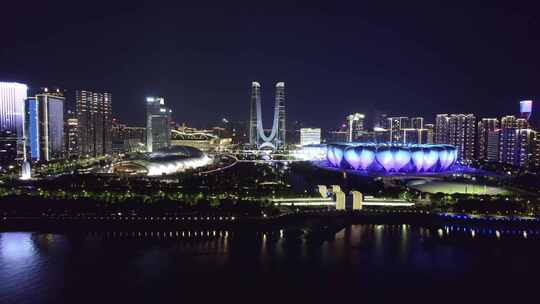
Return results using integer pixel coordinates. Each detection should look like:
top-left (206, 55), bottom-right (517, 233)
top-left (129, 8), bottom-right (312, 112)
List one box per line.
top-left (1, 1), bottom-right (539, 129)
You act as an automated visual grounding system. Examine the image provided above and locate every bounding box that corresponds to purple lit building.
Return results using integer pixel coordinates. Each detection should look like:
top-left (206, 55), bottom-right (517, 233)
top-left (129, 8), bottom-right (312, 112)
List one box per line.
top-left (327, 143), bottom-right (457, 173)
top-left (520, 100), bottom-right (533, 121)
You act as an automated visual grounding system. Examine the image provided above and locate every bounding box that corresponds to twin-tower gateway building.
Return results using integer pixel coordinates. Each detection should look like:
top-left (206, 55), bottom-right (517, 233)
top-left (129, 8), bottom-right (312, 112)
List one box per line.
top-left (249, 82), bottom-right (286, 150)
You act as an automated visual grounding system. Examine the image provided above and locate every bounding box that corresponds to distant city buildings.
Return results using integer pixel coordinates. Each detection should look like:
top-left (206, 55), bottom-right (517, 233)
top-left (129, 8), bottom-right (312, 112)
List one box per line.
top-left (411, 117), bottom-right (424, 129)
top-left (146, 96), bottom-right (171, 153)
top-left (300, 128), bottom-right (321, 146)
top-left (387, 117), bottom-right (408, 142)
top-left (76, 90), bottom-right (112, 156)
top-left (0, 82), bottom-right (27, 165)
top-left (112, 120), bottom-right (146, 153)
top-left (424, 124), bottom-right (434, 144)
top-left (346, 113), bottom-right (365, 142)
top-left (0, 77), bottom-right (537, 175)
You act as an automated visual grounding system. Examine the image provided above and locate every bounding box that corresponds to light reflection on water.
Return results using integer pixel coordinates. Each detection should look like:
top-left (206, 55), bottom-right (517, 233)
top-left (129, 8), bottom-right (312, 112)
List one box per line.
top-left (1, 225), bottom-right (540, 303)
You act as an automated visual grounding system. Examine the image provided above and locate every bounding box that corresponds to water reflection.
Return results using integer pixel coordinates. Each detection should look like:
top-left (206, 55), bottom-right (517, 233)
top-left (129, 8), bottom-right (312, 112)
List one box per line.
top-left (1, 225), bottom-right (540, 303)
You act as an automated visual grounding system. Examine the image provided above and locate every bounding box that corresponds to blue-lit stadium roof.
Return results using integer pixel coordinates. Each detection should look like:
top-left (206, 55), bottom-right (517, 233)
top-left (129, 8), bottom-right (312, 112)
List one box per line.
top-left (326, 143), bottom-right (458, 173)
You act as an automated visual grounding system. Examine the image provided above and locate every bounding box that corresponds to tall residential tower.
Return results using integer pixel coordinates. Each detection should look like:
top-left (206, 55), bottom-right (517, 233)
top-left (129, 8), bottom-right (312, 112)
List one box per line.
top-left (76, 90), bottom-right (112, 156)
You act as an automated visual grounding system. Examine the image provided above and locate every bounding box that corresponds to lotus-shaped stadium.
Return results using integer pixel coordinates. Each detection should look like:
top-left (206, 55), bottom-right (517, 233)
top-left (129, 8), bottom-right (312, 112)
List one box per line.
top-left (326, 143), bottom-right (458, 173)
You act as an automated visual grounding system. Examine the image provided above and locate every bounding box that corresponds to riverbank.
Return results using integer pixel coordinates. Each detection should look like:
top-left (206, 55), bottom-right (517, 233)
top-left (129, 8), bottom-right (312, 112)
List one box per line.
top-left (2, 210), bottom-right (540, 232)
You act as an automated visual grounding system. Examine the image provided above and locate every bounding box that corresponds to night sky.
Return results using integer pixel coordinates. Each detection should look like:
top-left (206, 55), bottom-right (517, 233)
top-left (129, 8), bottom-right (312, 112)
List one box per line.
top-left (1, 1), bottom-right (539, 130)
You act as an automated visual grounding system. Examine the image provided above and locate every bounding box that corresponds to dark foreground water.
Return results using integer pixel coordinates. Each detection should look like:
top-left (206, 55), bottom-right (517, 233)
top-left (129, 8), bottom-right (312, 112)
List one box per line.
top-left (1, 225), bottom-right (540, 304)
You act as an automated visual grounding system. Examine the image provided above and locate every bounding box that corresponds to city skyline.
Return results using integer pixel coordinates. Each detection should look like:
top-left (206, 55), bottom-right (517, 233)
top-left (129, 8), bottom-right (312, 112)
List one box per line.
top-left (2, 3), bottom-right (540, 302)
top-left (1, 2), bottom-right (539, 129)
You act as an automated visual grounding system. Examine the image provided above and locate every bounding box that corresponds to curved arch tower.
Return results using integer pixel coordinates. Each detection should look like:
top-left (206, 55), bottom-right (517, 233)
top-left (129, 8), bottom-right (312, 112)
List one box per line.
top-left (249, 82), bottom-right (286, 150)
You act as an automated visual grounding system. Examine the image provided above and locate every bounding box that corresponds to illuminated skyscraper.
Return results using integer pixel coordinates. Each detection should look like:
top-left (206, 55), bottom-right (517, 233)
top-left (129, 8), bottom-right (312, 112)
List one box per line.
top-left (435, 114), bottom-right (475, 162)
top-left (435, 114), bottom-right (450, 144)
top-left (276, 82), bottom-right (286, 146)
top-left (499, 115), bottom-right (535, 167)
top-left (477, 118), bottom-right (499, 161)
top-left (515, 129), bottom-right (536, 168)
top-left (25, 91), bottom-right (64, 161)
top-left (520, 100), bottom-right (533, 121)
top-left (249, 82), bottom-right (260, 146)
top-left (487, 129), bottom-right (500, 162)
top-left (250, 81), bottom-right (286, 149)
top-left (65, 110), bottom-right (79, 158)
top-left (76, 90), bottom-right (112, 156)
top-left (146, 97), bottom-right (171, 152)
top-left (0, 82), bottom-right (27, 164)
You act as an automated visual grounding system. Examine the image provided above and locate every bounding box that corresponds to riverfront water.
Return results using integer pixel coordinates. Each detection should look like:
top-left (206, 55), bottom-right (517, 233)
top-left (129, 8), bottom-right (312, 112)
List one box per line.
top-left (1, 225), bottom-right (539, 303)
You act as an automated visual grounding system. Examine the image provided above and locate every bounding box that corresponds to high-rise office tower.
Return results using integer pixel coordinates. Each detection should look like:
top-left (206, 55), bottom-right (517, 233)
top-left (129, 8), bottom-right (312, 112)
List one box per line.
top-left (25, 89), bottom-right (65, 161)
top-left (250, 81), bottom-right (286, 149)
top-left (249, 82), bottom-right (260, 146)
top-left (146, 97), bottom-right (171, 153)
top-left (0, 82), bottom-right (27, 165)
top-left (477, 118), bottom-right (499, 161)
top-left (435, 114), bottom-right (475, 162)
top-left (276, 82), bottom-right (286, 146)
top-left (76, 90), bottom-right (112, 156)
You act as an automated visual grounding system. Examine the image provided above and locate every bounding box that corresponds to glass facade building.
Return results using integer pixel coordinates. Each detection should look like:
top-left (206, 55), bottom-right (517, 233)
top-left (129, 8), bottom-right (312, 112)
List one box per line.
top-left (146, 97), bottom-right (171, 153)
top-left (0, 82), bottom-right (27, 164)
top-left (25, 93), bottom-right (65, 161)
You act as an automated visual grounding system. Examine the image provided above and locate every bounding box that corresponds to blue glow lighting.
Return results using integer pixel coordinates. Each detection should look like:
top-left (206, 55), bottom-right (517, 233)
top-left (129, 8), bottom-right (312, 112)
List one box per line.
top-left (344, 146), bottom-right (361, 169)
top-left (359, 147), bottom-right (376, 169)
top-left (411, 148), bottom-right (424, 171)
top-left (27, 98), bottom-right (40, 160)
top-left (422, 149), bottom-right (439, 171)
top-left (376, 148), bottom-right (394, 171)
top-left (326, 143), bottom-right (457, 173)
top-left (394, 148), bottom-right (411, 171)
top-left (520, 100), bottom-right (533, 120)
